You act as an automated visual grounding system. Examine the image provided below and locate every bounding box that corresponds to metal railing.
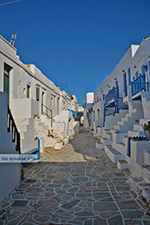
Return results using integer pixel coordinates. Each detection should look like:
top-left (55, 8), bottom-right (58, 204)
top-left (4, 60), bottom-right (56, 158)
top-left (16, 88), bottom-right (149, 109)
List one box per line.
top-left (104, 97), bottom-right (128, 126)
top-left (131, 73), bottom-right (149, 96)
top-left (42, 104), bottom-right (52, 119)
top-left (7, 107), bottom-right (20, 153)
top-left (105, 86), bottom-right (119, 103)
top-left (42, 104), bottom-right (53, 126)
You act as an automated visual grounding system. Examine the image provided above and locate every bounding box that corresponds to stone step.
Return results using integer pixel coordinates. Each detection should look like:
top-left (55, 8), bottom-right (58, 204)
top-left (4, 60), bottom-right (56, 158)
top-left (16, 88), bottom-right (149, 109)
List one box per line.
top-left (104, 132), bottom-right (112, 140)
top-left (114, 125), bottom-right (120, 130)
top-left (110, 129), bottom-right (119, 134)
top-left (128, 130), bottom-right (146, 137)
top-left (139, 163), bottom-right (150, 182)
top-left (127, 177), bottom-right (150, 207)
top-left (17, 124), bottom-right (27, 133)
top-left (15, 117), bottom-right (29, 125)
top-left (20, 131), bottom-right (25, 140)
top-left (104, 145), bottom-right (124, 163)
top-left (117, 160), bottom-right (129, 169)
top-left (144, 150), bottom-right (150, 166)
top-left (123, 136), bottom-right (127, 145)
top-left (122, 117), bottom-right (128, 122)
top-left (118, 142), bottom-right (125, 146)
top-left (133, 124), bottom-right (144, 131)
top-left (112, 142), bottom-right (126, 156)
top-left (130, 160), bottom-right (150, 183)
top-left (100, 137), bottom-right (112, 145)
top-left (117, 121), bottom-right (124, 126)
top-left (96, 142), bottom-right (105, 150)
top-left (113, 133), bottom-right (126, 144)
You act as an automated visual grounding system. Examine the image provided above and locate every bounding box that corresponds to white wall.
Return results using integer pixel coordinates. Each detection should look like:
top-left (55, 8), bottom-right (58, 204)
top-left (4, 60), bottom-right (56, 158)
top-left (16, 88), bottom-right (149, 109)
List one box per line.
top-left (0, 92), bottom-right (20, 201)
top-left (92, 37), bottom-right (150, 133)
top-left (83, 92), bottom-right (94, 128)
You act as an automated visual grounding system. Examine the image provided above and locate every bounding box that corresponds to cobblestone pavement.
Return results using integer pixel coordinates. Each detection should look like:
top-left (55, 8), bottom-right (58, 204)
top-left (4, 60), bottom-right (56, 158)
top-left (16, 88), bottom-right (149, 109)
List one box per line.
top-left (1, 128), bottom-right (150, 225)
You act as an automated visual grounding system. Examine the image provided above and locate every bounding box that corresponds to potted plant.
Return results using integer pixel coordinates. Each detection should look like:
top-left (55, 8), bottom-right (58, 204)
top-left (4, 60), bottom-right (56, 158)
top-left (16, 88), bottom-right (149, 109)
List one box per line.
top-left (143, 121), bottom-right (150, 138)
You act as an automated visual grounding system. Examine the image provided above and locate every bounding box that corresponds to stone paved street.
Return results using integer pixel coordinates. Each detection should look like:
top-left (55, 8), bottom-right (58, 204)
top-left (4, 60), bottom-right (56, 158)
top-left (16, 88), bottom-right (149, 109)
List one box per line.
top-left (0, 128), bottom-right (150, 225)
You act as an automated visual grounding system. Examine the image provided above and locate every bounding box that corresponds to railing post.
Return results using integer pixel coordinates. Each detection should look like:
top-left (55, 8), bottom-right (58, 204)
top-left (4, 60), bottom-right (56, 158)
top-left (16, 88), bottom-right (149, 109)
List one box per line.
top-left (7, 106), bottom-right (20, 153)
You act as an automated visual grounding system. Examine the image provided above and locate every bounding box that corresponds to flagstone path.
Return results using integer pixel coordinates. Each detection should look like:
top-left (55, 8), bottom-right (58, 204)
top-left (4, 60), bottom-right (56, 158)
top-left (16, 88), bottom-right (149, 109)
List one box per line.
top-left (0, 128), bottom-right (150, 225)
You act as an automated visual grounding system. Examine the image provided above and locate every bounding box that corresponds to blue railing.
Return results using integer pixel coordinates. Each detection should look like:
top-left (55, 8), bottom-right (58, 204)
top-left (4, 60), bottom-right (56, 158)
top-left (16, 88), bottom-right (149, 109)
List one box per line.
top-left (103, 97), bottom-right (128, 126)
top-left (131, 73), bottom-right (149, 96)
top-left (7, 107), bottom-right (20, 153)
top-left (105, 86), bottom-right (119, 102)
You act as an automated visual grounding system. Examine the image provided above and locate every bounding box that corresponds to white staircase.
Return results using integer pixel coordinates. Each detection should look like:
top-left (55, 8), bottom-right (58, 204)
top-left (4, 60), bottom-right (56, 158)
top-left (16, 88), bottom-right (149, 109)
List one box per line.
top-left (11, 98), bottom-right (40, 154)
top-left (34, 114), bottom-right (64, 149)
top-left (34, 111), bottom-right (75, 150)
top-left (141, 92), bottom-right (150, 118)
top-left (99, 100), bottom-right (144, 169)
top-left (15, 117), bottom-right (38, 153)
top-left (128, 149), bottom-right (150, 207)
top-left (0, 92), bottom-right (20, 201)
top-left (128, 123), bottom-right (146, 137)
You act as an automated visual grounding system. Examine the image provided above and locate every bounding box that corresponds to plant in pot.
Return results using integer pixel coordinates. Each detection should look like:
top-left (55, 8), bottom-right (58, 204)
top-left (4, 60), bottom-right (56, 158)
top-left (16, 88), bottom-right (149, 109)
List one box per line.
top-left (143, 121), bottom-right (150, 138)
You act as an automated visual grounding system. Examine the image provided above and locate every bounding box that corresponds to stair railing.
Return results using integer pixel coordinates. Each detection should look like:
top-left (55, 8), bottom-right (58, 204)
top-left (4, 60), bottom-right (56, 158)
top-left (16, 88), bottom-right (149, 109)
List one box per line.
top-left (42, 104), bottom-right (53, 126)
top-left (7, 107), bottom-right (20, 153)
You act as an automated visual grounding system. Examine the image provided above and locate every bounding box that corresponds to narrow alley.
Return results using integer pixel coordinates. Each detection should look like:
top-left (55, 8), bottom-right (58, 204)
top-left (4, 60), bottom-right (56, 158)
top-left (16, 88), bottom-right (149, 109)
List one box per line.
top-left (0, 128), bottom-right (150, 225)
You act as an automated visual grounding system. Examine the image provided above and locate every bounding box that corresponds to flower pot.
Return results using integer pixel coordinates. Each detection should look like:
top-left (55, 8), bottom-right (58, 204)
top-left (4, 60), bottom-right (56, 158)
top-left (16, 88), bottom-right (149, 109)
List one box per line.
top-left (148, 130), bottom-right (150, 138)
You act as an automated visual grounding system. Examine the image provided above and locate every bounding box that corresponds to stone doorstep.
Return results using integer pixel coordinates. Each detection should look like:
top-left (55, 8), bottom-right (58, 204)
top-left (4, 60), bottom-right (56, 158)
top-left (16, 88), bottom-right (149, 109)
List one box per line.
top-left (106, 131), bottom-right (112, 135)
top-left (128, 177), bottom-right (150, 207)
top-left (96, 142), bottom-right (105, 150)
top-left (118, 142), bottom-right (125, 146)
top-left (117, 160), bottom-right (129, 170)
top-left (104, 145), bottom-right (124, 163)
top-left (100, 137), bottom-right (112, 145)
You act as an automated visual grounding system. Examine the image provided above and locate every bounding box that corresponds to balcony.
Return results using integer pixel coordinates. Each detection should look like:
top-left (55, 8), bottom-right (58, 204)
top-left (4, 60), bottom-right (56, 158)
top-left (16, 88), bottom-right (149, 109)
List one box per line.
top-left (131, 73), bottom-right (149, 97)
top-left (105, 86), bottom-right (119, 103)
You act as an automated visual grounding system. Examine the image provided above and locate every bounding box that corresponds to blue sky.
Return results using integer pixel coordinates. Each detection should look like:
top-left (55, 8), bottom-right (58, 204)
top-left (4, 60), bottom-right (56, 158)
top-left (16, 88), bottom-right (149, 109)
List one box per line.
top-left (0, 0), bottom-right (150, 105)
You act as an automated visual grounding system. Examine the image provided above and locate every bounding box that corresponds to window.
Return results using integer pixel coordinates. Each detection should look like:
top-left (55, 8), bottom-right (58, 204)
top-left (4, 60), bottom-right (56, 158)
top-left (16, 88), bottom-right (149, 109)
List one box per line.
top-left (57, 98), bottom-right (59, 114)
top-left (27, 85), bottom-right (30, 98)
top-left (93, 111), bottom-right (95, 121)
top-left (123, 73), bottom-right (127, 97)
top-left (54, 96), bottom-right (56, 106)
top-left (103, 94), bottom-right (105, 101)
top-left (135, 71), bottom-right (138, 79)
top-left (51, 96), bottom-right (53, 106)
top-left (4, 63), bottom-right (12, 104)
top-left (97, 109), bottom-right (100, 119)
top-left (128, 68), bottom-right (131, 85)
top-left (141, 65), bottom-right (145, 75)
top-left (36, 87), bottom-right (40, 101)
top-left (4, 69), bottom-right (9, 94)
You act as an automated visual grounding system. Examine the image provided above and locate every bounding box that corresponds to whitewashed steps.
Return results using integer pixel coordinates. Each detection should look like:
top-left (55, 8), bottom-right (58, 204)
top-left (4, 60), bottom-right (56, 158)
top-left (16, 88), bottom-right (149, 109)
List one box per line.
top-left (128, 177), bottom-right (150, 207)
top-left (117, 160), bottom-right (129, 169)
top-left (128, 130), bottom-right (146, 137)
top-left (104, 145), bottom-right (124, 163)
top-left (96, 142), bottom-right (105, 150)
top-left (100, 137), bottom-right (112, 145)
top-left (130, 160), bottom-right (150, 182)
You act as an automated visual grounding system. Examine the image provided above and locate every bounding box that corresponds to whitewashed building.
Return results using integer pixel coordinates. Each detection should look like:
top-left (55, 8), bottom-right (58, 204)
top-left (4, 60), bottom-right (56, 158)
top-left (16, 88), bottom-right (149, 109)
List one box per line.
top-left (92, 36), bottom-right (150, 204)
top-left (71, 95), bottom-right (78, 112)
top-left (83, 92), bottom-right (94, 128)
top-left (0, 35), bottom-right (79, 201)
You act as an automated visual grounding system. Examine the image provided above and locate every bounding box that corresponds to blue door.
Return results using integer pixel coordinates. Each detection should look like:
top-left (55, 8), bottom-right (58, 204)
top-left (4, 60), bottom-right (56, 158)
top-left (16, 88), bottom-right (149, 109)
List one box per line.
top-left (123, 73), bottom-right (127, 97)
top-left (4, 71), bottom-right (9, 104)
